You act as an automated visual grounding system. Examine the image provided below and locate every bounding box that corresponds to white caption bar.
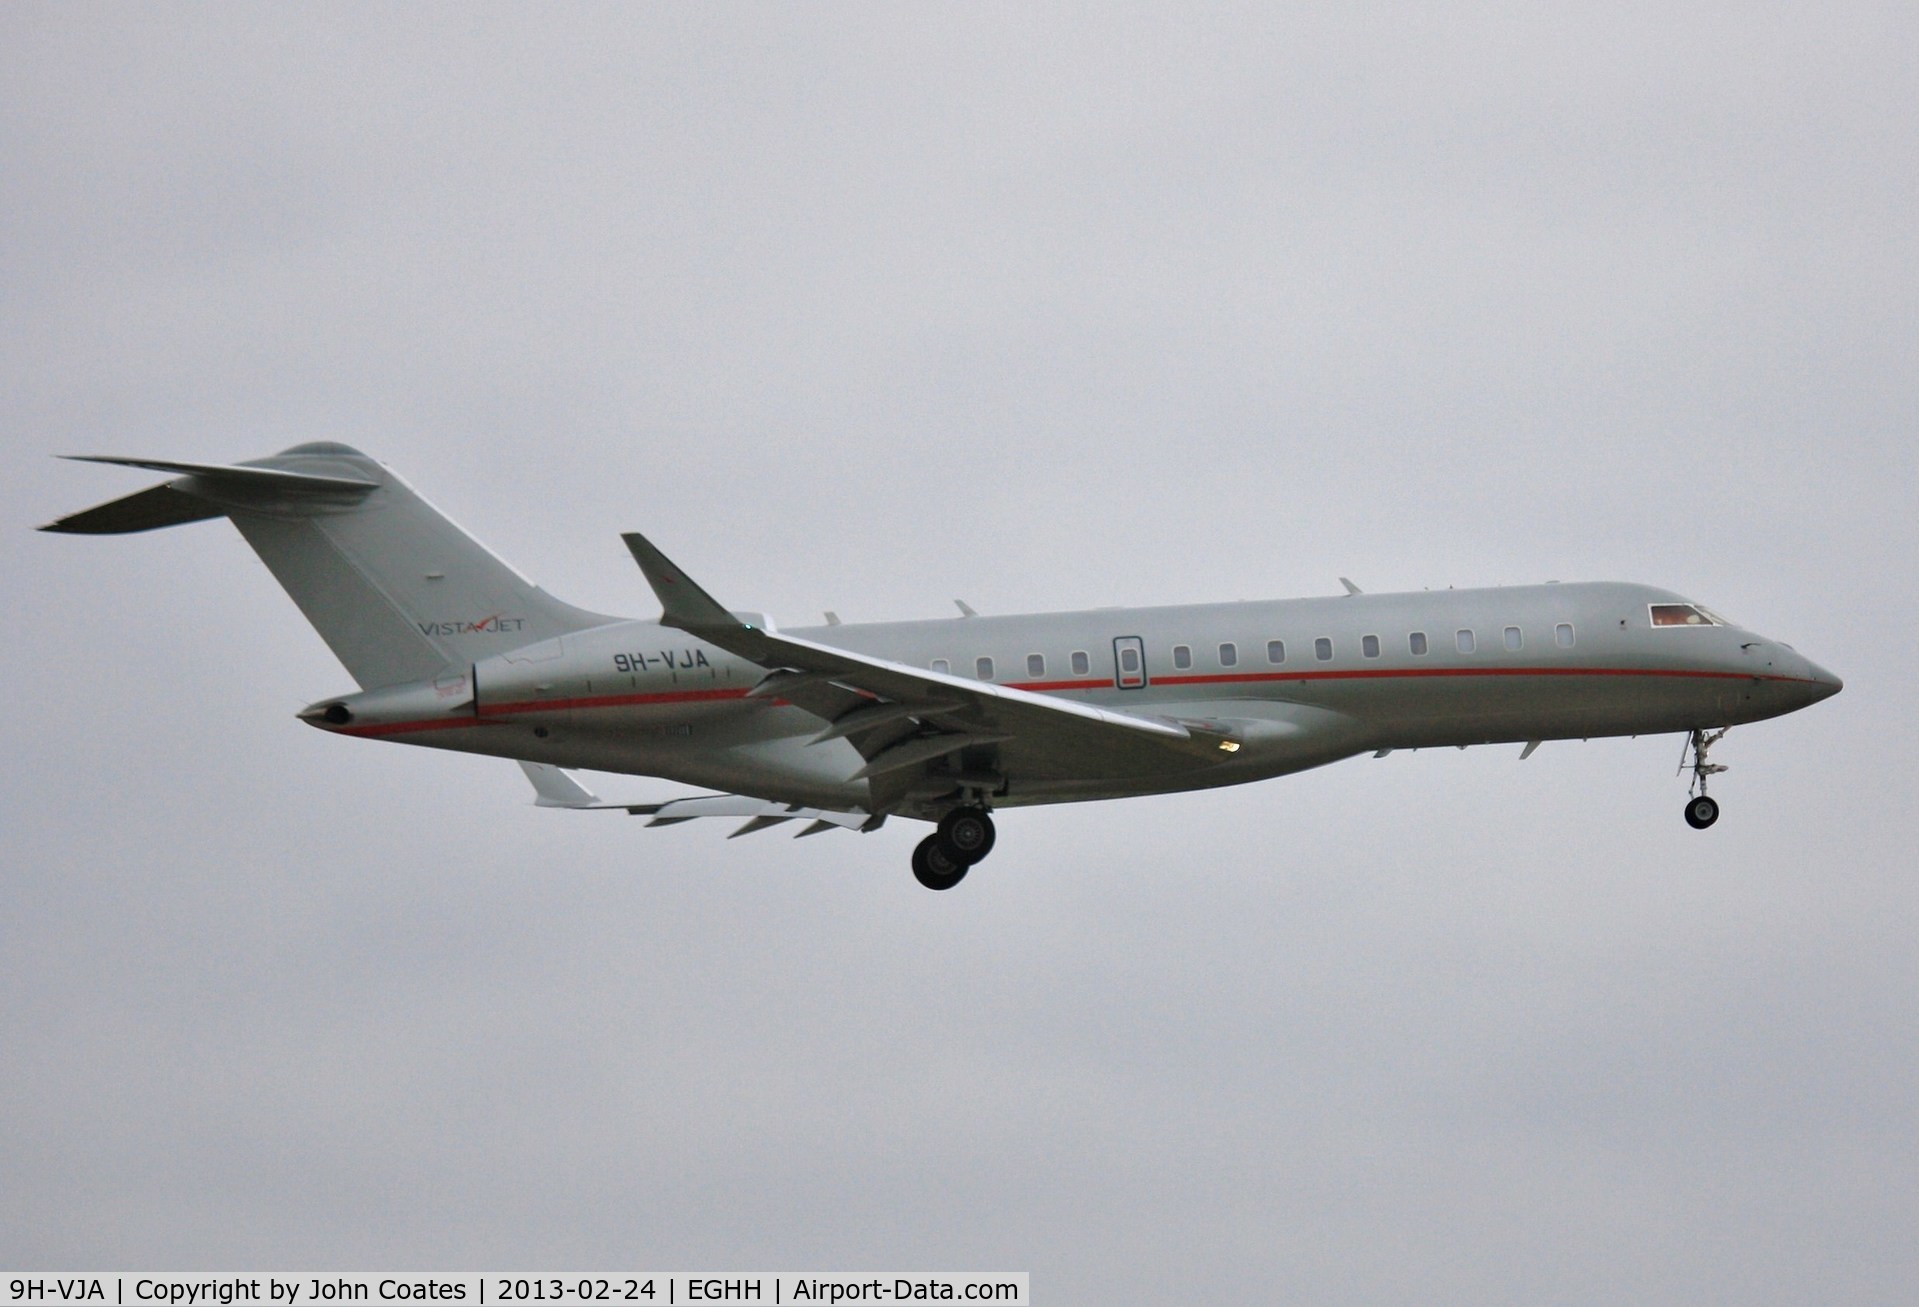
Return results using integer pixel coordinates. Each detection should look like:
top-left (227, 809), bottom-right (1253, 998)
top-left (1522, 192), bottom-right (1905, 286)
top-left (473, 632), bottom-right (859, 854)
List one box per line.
top-left (0, 1277), bottom-right (1028, 1307)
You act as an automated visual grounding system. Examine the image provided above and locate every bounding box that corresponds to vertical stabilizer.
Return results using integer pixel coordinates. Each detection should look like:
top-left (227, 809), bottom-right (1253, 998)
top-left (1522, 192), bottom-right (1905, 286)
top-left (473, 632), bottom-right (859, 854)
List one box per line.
top-left (46, 443), bottom-right (616, 689)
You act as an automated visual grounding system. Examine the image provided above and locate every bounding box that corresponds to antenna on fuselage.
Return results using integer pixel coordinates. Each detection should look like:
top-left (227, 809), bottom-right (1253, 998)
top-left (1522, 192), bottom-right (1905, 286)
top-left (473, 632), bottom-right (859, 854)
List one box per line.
top-left (1339, 577), bottom-right (1362, 595)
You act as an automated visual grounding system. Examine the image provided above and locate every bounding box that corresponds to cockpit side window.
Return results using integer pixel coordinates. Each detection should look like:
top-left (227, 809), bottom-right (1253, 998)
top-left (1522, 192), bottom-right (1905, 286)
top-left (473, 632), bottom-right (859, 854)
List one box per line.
top-left (1650, 603), bottom-right (1720, 628)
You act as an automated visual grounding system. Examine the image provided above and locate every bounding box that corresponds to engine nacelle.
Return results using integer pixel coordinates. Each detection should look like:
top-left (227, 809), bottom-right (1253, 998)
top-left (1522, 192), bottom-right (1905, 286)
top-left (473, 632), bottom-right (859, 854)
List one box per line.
top-left (297, 667), bottom-right (475, 735)
top-left (471, 634), bottom-right (573, 716)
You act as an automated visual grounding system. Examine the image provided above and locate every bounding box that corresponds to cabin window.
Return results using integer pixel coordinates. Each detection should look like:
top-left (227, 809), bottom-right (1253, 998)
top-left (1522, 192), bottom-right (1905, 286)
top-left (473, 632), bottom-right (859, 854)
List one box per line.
top-left (975, 656), bottom-right (994, 680)
top-left (1173, 644), bottom-right (1193, 670)
top-left (1504, 626), bottom-right (1523, 651)
top-left (931, 659), bottom-right (950, 675)
top-left (1027, 653), bottom-right (1045, 678)
top-left (1409, 631), bottom-right (1428, 655)
top-left (1651, 603), bottom-right (1720, 627)
top-left (1362, 634), bottom-right (1380, 658)
top-left (1119, 646), bottom-right (1140, 674)
top-left (1456, 629), bottom-right (1476, 654)
top-left (1071, 650), bottom-right (1091, 676)
top-left (1315, 637), bottom-right (1333, 661)
top-left (1555, 623), bottom-right (1575, 649)
top-left (1219, 642), bottom-right (1238, 667)
top-left (1267, 639), bottom-right (1285, 664)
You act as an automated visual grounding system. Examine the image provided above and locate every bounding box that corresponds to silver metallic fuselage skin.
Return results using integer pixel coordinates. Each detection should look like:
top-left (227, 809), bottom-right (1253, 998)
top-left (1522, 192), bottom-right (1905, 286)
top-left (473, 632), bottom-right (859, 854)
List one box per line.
top-left (314, 581), bottom-right (1840, 815)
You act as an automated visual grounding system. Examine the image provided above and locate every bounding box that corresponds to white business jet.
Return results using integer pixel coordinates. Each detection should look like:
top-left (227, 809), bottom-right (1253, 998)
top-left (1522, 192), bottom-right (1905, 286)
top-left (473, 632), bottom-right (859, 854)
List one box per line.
top-left (46, 444), bottom-right (1841, 889)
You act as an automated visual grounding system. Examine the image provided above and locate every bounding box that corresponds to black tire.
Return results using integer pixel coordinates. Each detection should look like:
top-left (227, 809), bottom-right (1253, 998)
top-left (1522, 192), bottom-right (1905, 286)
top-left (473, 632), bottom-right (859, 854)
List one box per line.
top-left (1684, 795), bottom-right (1720, 829)
top-left (912, 834), bottom-right (969, 891)
top-left (936, 807), bottom-right (996, 864)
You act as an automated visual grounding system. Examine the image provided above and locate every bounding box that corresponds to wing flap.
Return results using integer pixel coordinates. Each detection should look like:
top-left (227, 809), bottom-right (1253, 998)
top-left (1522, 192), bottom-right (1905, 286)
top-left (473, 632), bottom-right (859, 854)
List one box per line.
top-left (516, 779), bottom-right (882, 837)
top-left (642, 794), bottom-right (880, 836)
top-left (850, 730), bottom-right (1015, 780)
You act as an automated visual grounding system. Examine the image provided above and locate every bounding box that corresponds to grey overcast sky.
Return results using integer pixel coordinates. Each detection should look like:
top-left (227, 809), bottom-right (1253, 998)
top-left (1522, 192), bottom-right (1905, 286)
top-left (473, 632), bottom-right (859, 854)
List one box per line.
top-left (4, 4), bottom-right (1914, 1301)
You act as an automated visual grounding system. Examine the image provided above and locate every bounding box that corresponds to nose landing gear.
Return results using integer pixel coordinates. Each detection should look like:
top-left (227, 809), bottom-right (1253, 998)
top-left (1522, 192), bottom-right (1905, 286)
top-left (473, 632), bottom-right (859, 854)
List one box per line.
top-left (911, 806), bottom-right (998, 890)
top-left (1679, 728), bottom-right (1728, 829)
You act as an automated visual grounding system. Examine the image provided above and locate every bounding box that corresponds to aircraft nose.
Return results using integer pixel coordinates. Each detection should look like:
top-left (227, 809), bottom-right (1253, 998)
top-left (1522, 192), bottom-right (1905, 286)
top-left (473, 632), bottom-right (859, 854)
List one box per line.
top-left (1802, 658), bottom-right (1843, 703)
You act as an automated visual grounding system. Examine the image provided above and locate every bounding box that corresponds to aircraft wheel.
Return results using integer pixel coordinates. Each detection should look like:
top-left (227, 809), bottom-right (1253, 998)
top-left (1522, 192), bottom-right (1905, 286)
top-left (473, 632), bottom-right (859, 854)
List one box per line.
top-left (936, 807), bottom-right (996, 864)
top-left (1684, 795), bottom-right (1720, 829)
top-left (912, 835), bottom-right (969, 891)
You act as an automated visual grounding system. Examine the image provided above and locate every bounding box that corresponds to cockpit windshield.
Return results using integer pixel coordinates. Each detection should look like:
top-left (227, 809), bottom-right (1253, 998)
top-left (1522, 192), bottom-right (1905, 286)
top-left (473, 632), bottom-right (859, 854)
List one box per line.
top-left (1650, 603), bottom-right (1723, 628)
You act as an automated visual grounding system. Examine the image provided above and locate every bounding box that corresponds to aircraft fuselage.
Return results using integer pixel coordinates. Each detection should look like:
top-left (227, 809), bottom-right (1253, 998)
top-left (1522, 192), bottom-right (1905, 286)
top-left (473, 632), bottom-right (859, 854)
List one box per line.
top-left (312, 580), bottom-right (1840, 814)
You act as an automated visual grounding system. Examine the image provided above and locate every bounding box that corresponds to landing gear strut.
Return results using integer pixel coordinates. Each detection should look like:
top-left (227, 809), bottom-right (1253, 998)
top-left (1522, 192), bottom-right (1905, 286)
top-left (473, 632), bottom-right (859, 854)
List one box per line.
top-left (1679, 728), bottom-right (1728, 829)
top-left (912, 806), bottom-right (997, 890)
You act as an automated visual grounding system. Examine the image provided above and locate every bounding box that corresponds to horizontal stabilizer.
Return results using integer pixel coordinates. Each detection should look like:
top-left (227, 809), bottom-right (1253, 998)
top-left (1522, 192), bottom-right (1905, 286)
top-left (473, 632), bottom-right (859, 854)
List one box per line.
top-left (39, 482), bottom-right (226, 534)
top-left (42, 454), bottom-right (379, 534)
top-left (61, 455), bottom-right (379, 492)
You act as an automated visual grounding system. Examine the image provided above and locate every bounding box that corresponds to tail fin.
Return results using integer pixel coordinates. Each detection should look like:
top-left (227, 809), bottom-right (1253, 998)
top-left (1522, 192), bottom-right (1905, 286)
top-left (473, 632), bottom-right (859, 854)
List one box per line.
top-left (44, 443), bottom-right (615, 689)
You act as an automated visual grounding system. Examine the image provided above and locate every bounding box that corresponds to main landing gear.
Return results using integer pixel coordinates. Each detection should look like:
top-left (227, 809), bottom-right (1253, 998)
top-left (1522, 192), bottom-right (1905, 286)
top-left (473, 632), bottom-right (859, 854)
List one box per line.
top-left (1680, 727), bottom-right (1728, 830)
top-left (911, 806), bottom-right (997, 891)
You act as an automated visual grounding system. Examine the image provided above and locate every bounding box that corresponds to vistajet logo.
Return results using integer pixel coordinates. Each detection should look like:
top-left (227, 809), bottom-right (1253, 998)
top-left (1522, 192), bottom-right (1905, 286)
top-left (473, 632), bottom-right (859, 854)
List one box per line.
top-left (418, 614), bottom-right (527, 637)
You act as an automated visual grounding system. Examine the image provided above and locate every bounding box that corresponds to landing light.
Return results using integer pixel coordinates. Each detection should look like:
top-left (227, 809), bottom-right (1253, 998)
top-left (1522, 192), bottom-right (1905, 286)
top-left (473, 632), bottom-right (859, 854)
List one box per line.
top-left (1218, 740), bottom-right (1241, 753)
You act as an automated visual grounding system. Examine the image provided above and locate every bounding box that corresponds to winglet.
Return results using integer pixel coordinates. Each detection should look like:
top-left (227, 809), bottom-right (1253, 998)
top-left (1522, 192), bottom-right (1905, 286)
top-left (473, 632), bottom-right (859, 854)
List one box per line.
top-left (517, 760), bottom-right (602, 808)
top-left (621, 532), bottom-right (747, 633)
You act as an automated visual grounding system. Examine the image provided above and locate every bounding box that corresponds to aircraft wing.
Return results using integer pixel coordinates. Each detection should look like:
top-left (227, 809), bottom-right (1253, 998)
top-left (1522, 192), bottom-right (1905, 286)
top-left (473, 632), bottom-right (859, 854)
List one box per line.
top-left (622, 533), bottom-right (1238, 807)
top-left (633, 794), bottom-right (881, 837)
top-left (514, 762), bottom-right (882, 838)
